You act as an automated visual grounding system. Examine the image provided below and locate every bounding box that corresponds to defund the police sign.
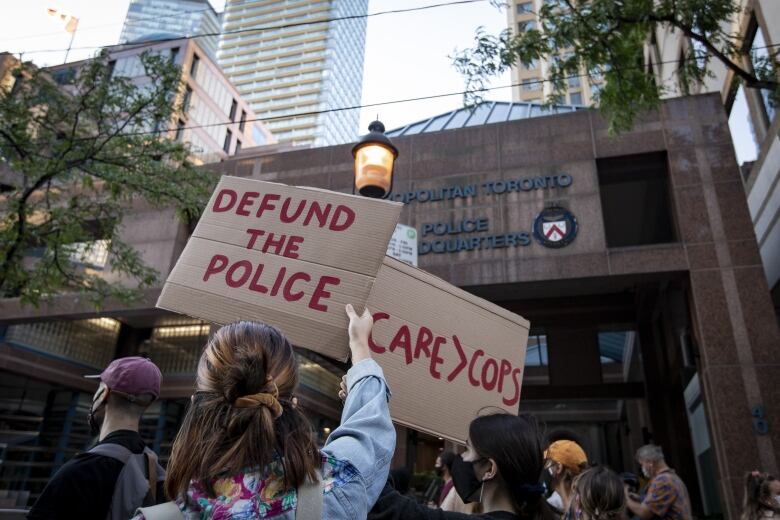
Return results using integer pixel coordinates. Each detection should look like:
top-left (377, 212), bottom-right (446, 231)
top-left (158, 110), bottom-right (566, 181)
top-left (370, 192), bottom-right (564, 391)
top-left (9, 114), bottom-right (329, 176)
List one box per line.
top-left (157, 176), bottom-right (404, 361)
top-left (157, 176), bottom-right (529, 442)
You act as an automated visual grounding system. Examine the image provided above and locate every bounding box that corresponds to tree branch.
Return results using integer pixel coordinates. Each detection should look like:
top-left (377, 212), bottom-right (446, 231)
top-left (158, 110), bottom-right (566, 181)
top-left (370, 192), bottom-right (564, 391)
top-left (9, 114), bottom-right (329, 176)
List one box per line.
top-left (616, 13), bottom-right (778, 91)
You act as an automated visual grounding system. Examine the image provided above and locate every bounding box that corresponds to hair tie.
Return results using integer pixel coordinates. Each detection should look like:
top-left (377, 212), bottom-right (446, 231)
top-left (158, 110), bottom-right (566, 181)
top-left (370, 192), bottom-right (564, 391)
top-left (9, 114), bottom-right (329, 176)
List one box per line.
top-left (233, 392), bottom-right (283, 418)
top-left (232, 376), bottom-right (283, 418)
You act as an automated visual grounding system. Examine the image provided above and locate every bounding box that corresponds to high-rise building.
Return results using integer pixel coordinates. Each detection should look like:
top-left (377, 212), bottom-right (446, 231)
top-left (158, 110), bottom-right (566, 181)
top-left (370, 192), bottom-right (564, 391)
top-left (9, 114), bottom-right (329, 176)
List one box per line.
top-left (119, 0), bottom-right (221, 60)
top-left (506, 0), bottom-right (600, 106)
top-left (218, 0), bottom-right (368, 147)
top-left (48, 38), bottom-right (275, 164)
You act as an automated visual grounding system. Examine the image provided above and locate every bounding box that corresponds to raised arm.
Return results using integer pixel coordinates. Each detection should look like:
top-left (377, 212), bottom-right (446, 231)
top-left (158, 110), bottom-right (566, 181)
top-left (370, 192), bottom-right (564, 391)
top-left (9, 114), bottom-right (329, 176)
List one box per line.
top-left (321, 305), bottom-right (396, 508)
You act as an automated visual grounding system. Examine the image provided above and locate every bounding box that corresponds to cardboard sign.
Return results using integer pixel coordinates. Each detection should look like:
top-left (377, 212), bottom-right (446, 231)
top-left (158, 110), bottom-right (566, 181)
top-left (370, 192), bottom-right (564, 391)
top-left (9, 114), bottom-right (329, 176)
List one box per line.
top-left (366, 257), bottom-right (529, 443)
top-left (157, 176), bottom-right (403, 360)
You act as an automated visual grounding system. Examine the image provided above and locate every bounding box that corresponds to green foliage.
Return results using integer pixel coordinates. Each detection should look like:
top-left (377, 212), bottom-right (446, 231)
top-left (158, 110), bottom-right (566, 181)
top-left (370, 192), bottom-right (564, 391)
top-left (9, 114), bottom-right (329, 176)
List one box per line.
top-left (0, 51), bottom-right (216, 308)
top-left (452, 0), bottom-right (779, 133)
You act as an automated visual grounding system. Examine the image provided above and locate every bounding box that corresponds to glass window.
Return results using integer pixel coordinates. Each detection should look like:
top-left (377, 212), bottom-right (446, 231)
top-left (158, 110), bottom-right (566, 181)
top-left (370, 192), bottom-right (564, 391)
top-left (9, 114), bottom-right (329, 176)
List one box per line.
top-left (749, 23), bottom-right (776, 123)
top-left (598, 331), bottom-right (634, 364)
top-left (525, 334), bottom-right (548, 366)
top-left (591, 82), bottom-right (602, 99)
top-left (690, 27), bottom-right (706, 70)
top-left (182, 85), bottom-right (193, 112)
top-left (426, 112), bottom-right (455, 132)
top-left (486, 103), bottom-right (511, 124)
top-left (190, 53), bottom-right (200, 79)
top-left (517, 2), bottom-right (533, 14)
top-left (522, 78), bottom-right (541, 91)
top-left (239, 110), bottom-right (247, 132)
top-left (728, 84), bottom-right (759, 165)
top-left (443, 109), bottom-right (471, 130)
top-left (223, 128), bottom-right (232, 154)
top-left (67, 239), bottom-right (110, 269)
top-left (522, 59), bottom-right (539, 70)
top-left (5, 318), bottom-right (120, 368)
top-left (569, 92), bottom-right (582, 105)
top-left (518, 20), bottom-right (536, 33)
top-left (229, 99), bottom-right (238, 121)
top-left (145, 323), bottom-right (210, 374)
top-left (597, 152), bottom-right (676, 247)
top-left (508, 103), bottom-right (529, 120)
top-left (465, 103), bottom-right (493, 127)
top-left (175, 119), bottom-right (185, 141)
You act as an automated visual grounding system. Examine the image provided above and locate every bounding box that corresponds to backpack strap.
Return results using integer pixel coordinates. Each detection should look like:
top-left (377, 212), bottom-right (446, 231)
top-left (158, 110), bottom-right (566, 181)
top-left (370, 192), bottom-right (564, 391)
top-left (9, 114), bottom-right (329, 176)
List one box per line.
top-left (296, 469), bottom-right (324, 520)
top-left (145, 449), bottom-right (159, 503)
top-left (134, 502), bottom-right (183, 520)
top-left (89, 443), bottom-right (134, 463)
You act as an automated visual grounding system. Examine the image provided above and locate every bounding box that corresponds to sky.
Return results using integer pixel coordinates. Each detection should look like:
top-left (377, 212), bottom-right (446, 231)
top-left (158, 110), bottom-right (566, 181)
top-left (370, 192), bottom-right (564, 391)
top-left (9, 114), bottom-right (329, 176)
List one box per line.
top-left (0, 0), bottom-right (512, 133)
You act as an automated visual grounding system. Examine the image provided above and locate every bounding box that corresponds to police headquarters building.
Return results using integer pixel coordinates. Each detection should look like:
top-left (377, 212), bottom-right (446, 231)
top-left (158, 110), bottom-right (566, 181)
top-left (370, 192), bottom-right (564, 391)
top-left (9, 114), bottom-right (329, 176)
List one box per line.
top-left (1, 94), bottom-right (778, 518)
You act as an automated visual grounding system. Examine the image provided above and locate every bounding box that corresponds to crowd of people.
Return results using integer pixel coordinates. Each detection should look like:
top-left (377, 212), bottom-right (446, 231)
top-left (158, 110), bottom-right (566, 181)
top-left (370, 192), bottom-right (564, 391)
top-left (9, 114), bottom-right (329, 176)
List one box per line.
top-left (25, 309), bottom-right (780, 520)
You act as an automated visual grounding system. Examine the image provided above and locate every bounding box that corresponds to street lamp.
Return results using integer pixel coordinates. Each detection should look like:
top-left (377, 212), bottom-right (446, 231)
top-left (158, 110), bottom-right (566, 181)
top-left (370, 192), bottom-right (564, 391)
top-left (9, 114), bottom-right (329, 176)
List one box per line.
top-left (352, 120), bottom-right (398, 199)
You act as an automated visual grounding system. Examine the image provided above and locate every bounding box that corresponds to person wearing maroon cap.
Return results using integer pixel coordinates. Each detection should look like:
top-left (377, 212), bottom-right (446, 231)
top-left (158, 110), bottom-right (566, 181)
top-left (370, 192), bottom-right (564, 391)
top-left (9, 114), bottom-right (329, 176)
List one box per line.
top-left (28, 356), bottom-right (166, 520)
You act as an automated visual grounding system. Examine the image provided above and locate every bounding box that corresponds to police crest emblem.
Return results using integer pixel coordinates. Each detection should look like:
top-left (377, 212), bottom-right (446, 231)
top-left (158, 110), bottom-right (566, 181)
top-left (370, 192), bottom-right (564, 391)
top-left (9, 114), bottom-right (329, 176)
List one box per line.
top-left (533, 206), bottom-right (577, 248)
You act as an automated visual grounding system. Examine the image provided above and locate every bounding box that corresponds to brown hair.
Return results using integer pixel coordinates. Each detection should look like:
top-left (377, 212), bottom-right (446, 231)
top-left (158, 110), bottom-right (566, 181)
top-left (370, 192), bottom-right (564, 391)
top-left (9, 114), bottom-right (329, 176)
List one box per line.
top-left (741, 471), bottom-right (780, 520)
top-left (165, 321), bottom-right (319, 499)
top-left (572, 466), bottom-right (626, 520)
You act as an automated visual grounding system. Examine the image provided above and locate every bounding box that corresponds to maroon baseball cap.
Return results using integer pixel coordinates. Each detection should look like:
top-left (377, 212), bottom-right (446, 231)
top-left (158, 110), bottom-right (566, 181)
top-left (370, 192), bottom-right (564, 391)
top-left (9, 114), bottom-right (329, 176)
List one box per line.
top-left (85, 356), bottom-right (162, 400)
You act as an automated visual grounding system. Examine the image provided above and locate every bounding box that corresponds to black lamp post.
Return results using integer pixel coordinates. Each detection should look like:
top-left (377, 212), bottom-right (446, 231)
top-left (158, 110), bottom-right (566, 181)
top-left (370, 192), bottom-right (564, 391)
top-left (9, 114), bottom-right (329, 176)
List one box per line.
top-left (351, 120), bottom-right (398, 199)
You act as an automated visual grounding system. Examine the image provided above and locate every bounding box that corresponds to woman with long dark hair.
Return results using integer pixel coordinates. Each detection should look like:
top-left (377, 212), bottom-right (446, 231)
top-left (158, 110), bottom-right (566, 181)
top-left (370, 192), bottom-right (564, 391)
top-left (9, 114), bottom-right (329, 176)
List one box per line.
top-left (367, 412), bottom-right (559, 520)
top-left (134, 305), bottom-right (394, 519)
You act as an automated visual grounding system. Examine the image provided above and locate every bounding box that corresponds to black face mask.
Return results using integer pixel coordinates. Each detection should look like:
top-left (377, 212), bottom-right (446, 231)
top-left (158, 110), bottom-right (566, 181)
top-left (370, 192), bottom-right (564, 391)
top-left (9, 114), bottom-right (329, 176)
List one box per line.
top-left (88, 388), bottom-right (108, 437)
top-left (451, 454), bottom-right (485, 503)
top-left (540, 466), bottom-right (556, 498)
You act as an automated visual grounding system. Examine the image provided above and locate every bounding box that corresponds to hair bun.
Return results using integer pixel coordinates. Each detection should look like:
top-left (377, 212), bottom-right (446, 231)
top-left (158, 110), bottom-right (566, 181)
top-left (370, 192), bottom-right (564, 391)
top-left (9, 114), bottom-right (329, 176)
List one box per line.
top-left (233, 391), bottom-right (283, 418)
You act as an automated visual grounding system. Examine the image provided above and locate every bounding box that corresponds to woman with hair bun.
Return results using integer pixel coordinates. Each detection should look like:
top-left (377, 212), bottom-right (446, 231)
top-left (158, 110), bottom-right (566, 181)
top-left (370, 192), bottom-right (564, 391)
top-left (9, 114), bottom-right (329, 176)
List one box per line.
top-left (134, 304), bottom-right (394, 519)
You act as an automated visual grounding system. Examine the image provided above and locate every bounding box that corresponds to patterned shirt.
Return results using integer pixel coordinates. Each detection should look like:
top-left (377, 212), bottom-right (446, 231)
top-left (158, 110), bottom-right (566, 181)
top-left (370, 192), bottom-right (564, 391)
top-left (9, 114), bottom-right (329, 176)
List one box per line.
top-left (174, 454), bottom-right (359, 518)
top-left (643, 469), bottom-right (692, 520)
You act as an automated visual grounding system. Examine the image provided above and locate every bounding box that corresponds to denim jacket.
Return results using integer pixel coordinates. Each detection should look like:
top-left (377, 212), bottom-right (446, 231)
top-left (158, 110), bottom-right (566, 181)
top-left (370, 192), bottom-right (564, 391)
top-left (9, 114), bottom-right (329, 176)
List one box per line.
top-left (134, 358), bottom-right (394, 520)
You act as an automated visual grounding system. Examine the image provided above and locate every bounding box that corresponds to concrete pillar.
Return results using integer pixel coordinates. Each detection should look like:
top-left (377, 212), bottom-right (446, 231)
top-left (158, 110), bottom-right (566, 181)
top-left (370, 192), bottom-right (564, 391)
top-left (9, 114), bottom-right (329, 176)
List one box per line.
top-left (662, 95), bottom-right (780, 518)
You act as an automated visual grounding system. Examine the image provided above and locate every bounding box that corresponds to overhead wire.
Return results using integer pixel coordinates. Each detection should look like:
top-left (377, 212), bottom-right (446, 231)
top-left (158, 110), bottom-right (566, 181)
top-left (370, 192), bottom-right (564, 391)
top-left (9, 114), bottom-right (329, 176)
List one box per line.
top-left (4, 0), bottom-right (777, 139)
top-left (91, 53), bottom-right (749, 139)
top-left (5, 0), bottom-right (490, 56)
top-left (0, 6), bottom-right (214, 42)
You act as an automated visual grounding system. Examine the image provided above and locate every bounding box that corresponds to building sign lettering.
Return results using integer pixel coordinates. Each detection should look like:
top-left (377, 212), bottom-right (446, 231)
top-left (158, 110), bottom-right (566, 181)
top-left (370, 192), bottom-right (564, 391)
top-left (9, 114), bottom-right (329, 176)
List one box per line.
top-left (392, 174), bottom-right (573, 204)
top-left (419, 217), bottom-right (531, 255)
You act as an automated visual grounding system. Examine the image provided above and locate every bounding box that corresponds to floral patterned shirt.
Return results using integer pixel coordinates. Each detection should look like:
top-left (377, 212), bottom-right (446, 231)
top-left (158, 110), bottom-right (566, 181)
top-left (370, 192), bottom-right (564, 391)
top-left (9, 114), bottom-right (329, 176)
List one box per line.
top-left (170, 454), bottom-right (359, 519)
top-left (643, 469), bottom-right (692, 520)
